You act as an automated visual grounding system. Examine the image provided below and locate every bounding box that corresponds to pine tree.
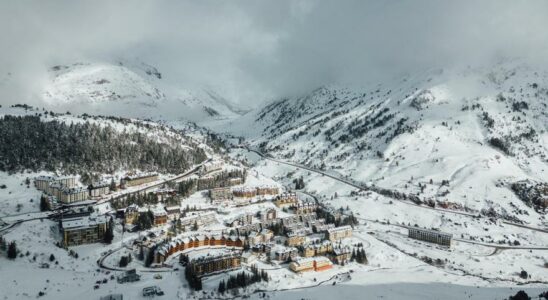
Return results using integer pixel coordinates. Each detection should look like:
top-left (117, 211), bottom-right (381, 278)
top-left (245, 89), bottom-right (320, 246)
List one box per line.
top-left (103, 218), bottom-right (114, 244)
top-left (7, 241), bottom-right (17, 259)
top-left (109, 179), bottom-right (117, 192)
top-left (138, 247), bottom-right (144, 260)
top-left (39, 195), bottom-right (49, 211)
top-left (218, 279), bottom-right (226, 294)
top-left (49, 254), bottom-right (55, 262)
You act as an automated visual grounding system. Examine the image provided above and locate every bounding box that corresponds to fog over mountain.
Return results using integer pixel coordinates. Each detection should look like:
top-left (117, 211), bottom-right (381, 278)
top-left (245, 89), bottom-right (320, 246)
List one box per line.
top-left (2, 1), bottom-right (548, 108)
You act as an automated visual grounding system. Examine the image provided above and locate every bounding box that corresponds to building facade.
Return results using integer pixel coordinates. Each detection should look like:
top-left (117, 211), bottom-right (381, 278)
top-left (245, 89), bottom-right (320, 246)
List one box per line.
top-left (186, 253), bottom-right (241, 277)
top-left (122, 173), bottom-right (158, 187)
top-left (408, 227), bottom-right (452, 246)
top-left (326, 225), bottom-right (353, 241)
top-left (210, 187), bottom-right (232, 200)
top-left (61, 214), bottom-right (108, 247)
top-left (88, 182), bottom-right (110, 197)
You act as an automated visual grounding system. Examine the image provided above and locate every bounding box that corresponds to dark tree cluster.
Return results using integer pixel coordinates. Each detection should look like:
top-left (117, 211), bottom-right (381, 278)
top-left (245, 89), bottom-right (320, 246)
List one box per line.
top-left (112, 192), bottom-right (159, 210)
top-left (103, 217), bottom-right (114, 244)
top-left (0, 115), bottom-right (207, 178)
top-left (136, 210), bottom-right (155, 231)
top-left (351, 246), bottom-right (368, 264)
top-left (119, 254), bottom-right (132, 267)
top-left (185, 264), bottom-right (202, 291)
top-left (218, 266), bottom-right (269, 294)
top-left (293, 176), bottom-right (305, 190)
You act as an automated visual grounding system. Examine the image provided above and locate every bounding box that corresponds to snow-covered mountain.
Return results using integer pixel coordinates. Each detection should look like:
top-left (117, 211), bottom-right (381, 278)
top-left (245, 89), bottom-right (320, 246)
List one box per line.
top-left (35, 60), bottom-right (247, 126)
top-left (228, 60), bottom-right (548, 223)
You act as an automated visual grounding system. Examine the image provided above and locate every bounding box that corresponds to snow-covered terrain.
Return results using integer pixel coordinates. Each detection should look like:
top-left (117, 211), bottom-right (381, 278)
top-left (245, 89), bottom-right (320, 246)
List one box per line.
top-left (1, 59), bottom-right (547, 300)
top-left (15, 60), bottom-right (247, 127)
top-left (225, 60), bottom-right (548, 227)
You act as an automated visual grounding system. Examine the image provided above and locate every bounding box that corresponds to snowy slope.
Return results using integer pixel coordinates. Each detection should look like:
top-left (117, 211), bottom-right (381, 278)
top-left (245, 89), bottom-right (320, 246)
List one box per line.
top-left (227, 60), bottom-right (548, 225)
top-left (35, 61), bottom-right (246, 126)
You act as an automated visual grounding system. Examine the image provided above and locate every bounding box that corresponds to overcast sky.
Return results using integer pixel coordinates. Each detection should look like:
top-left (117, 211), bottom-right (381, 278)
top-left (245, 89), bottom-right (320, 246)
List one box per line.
top-left (1, 0), bottom-right (548, 106)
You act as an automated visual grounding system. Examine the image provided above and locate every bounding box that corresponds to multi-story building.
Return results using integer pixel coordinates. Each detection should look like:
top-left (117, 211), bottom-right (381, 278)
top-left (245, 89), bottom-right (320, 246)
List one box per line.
top-left (241, 252), bottom-right (257, 264)
top-left (228, 178), bottom-right (243, 186)
top-left (200, 160), bottom-right (224, 175)
top-left (273, 246), bottom-right (298, 262)
top-left (88, 182), bottom-right (110, 198)
top-left (151, 206), bottom-right (168, 226)
top-left (247, 229), bottom-right (273, 246)
top-left (256, 185), bottom-right (279, 196)
top-left (407, 227), bottom-right (452, 246)
top-left (121, 172), bottom-right (158, 187)
top-left (186, 252), bottom-right (241, 277)
top-left (60, 214), bottom-right (108, 247)
top-left (303, 241), bottom-right (333, 257)
top-left (258, 208), bottom-right (277, 223)
top-left (34, 176), bottom-right (55, 191)
top-left (59, 187), bottom-right (88, 203)
top-left (274, 192), bottom-right (298, 208)
top-left (289, 256), bottom-right (333, 273)
top-left (35, 176), bottom-right (77, 194)
top-left (165, 206), bottom-right (181, 220)
top-left (232, 187), bottom-right (257, 198)
top-left (179, 211), bottom-right (218, 230)
top-left (210, 187), bottom-right (232, 201)
top-left (47, 182), bottom-right (64, 199)
top-left (326, 225), bottom-right (353, 241)
top-left (56, 176), bottom-right (77, 188)
top-left (286, 231), bottom-right (306, 247)
top-left (293, 200), bottom-right (318, 215)
top-left (124, 204), bottom-right (140, 225)
top-left (331, 246), bottom-right (352, 264)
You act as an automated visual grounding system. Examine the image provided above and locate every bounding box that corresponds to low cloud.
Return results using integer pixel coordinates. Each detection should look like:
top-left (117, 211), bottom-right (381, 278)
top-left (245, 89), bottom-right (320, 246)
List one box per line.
top-left (1, 1), bottom-right (547, 107)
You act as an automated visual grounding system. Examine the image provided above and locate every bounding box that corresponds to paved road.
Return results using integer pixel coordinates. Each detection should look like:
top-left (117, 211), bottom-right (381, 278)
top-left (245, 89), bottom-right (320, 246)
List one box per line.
top-left (243, 147), bottom-right (548, 235)
top-left (0, 163), bottom-right (205, 234)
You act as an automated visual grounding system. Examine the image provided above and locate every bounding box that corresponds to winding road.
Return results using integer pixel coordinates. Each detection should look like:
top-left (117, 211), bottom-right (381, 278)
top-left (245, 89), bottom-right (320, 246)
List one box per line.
top-left (243, 147), bottom-right (548, 235)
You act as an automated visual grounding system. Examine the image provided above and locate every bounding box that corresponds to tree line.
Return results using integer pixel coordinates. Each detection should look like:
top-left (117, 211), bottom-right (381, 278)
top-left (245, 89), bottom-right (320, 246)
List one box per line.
top-left (0, 115), bottom-right (207, 180)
